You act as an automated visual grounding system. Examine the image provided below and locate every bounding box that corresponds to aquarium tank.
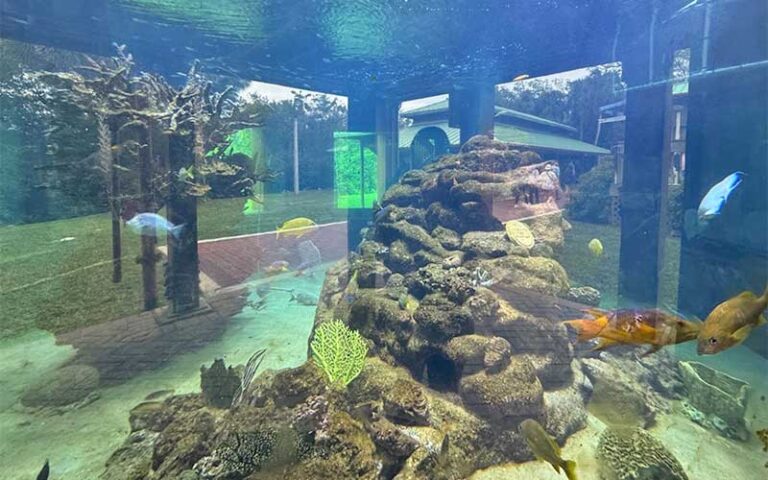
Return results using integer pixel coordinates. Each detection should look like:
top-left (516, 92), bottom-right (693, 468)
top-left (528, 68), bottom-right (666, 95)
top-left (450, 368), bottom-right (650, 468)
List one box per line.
top-left (1, 1), bottom-right (767, 479)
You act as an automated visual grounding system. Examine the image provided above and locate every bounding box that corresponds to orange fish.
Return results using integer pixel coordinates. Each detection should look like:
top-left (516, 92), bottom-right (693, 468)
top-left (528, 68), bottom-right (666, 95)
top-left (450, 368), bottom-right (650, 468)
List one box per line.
top-left (564, 308), bottom-right (700, 355)
top-left (697, 285), bottom-right (768, 355)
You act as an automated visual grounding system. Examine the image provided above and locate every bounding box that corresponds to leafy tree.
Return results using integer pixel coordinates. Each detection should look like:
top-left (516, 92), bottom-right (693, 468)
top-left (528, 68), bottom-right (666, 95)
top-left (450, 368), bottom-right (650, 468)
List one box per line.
top-left (566, 65), bottom-right (623, 142)
top-left (495, 78), bottom-right (570, 124)
top-left (496, 65), bottom-right (624, 143)
top-left (239, 91), bottom-right (346, 194)
top-left (567, 157), bottom-right (615, 224)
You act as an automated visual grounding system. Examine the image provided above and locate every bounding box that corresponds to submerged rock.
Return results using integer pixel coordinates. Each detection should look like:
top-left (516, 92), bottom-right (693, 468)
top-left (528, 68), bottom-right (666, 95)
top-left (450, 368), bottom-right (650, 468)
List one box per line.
top-left (356, 260), bottom-right (391, 288)
top-left (461, 231), bottom-right (512, 259)
top-left (432, 226), bottom-right (462, 250)
top-left (478, 255), bottom-right (569, 297)
top-left (101, 430), bottom-right (159, 480)
top-left (596, 427), bottom-right (689, 480)
top-left (542, 363), bottom-right (592, 443)
top-left (383, 379), bottom-right (431, 426)
top-left (564, 286), bottom-right (602, 306)
top-left (582, 357), bottom-right (661, 428)
top-left (459, 357), bottom-right (544, 428)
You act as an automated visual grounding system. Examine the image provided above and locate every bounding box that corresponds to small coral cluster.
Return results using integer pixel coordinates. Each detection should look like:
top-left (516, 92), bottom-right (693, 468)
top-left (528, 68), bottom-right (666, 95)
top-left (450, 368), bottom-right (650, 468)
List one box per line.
top-left (596, 427), bottom-right (689, 480)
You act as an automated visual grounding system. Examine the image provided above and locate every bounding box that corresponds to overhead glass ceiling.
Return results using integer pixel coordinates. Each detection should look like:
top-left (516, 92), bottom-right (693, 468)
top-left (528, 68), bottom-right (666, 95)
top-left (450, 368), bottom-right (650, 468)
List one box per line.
top-left (1, 1), bottom-right (691, 98)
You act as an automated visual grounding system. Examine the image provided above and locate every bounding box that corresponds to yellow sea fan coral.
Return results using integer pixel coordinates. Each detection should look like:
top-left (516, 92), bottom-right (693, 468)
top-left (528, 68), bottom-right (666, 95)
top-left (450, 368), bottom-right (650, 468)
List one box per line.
top-left (311, 320), bottom-right (369, 388)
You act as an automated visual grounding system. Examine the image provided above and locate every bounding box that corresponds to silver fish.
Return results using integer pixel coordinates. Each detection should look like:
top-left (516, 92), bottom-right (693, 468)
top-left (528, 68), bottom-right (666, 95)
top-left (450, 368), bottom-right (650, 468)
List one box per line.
top-left (126, 213), bottom-right (184, 239)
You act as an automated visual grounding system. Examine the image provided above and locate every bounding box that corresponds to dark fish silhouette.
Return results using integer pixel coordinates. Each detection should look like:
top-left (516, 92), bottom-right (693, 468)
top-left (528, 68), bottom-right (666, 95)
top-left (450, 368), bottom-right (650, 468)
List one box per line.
top-left (37, 460), bottom-right (49, 480)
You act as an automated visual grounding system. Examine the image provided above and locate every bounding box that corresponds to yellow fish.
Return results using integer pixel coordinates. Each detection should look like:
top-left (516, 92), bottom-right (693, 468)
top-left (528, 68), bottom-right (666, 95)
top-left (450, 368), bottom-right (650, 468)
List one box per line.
top-left (276, 217), bottom-right (318, 240)
top-left (520, 419), bottom-right (578, 480)
top-left (697, 284), bottom-right (768, 355)
top-left (588, 238), bottom-right (603, 257)
top-left (398, 294), bottom-right (419, 314)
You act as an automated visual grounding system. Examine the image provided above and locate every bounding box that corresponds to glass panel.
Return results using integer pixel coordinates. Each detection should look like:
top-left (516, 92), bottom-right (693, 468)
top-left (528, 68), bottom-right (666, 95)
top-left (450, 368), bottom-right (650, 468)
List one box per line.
top-left (1, 3), bottom-right (765, 480)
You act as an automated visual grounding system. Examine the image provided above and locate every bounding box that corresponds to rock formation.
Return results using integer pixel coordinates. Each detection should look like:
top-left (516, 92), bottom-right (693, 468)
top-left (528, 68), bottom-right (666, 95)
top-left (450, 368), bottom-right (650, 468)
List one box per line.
top-left (101, 137), bottom-right (599, 479)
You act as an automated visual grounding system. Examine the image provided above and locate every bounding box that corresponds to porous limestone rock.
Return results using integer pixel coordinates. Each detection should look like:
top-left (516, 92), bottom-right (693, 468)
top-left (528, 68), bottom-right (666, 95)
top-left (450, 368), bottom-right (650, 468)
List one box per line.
top-left (459, 357), bottom-right (544, 428)
top-left (564, 286), bottom-right (602, 306)
top-left (596, 427), bottom-right (689, 480)
top-left (461, 231), bottom-right (513, 259)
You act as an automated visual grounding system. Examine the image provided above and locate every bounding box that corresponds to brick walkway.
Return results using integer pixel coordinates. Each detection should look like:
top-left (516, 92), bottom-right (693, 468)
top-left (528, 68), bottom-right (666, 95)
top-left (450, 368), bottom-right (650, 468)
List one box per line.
top-left (197, 221), bottom-right (349, 289)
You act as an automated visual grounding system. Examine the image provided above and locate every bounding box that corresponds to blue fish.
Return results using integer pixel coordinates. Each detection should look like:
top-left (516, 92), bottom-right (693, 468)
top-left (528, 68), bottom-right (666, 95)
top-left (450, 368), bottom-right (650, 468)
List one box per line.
top-left (697, 171), bottom-right (745, 221)
top-left (126, 213), bottom-right (184, 239)
top-left (684, 171), bottom-right (745, 238)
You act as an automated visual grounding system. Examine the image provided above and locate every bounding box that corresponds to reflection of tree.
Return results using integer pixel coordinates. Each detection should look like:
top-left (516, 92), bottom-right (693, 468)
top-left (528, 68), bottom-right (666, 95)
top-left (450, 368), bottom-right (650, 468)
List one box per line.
top-left (495, 65), bottom-right (624, 142)
top-left (334, 138), bottom-right (377, 208)
top-left (238, 91), bottom-right (346, 193)
top-left (2, 45), bottom-right (265, 311)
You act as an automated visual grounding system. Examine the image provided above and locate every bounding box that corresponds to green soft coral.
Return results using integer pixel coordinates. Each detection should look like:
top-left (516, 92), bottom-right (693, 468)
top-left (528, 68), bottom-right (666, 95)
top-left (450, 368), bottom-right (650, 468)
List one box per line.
top-left (311, 320), bottom-right (369, 388)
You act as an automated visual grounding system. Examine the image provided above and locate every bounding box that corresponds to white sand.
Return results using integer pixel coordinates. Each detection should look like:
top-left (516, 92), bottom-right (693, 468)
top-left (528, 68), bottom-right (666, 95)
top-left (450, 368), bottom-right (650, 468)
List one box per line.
top-left (0, 270), bottom-right (325, 480)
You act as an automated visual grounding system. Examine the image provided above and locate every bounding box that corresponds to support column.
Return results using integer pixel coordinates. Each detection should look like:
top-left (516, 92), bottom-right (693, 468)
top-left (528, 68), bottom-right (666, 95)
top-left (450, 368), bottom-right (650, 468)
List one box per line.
top-left (449, 82), bottom-right (495, 145)
top-left (165, 131), bottom-right (200, 314)
top-left (617, 46), bottom-right (670, 307)
top-left (678, 1), bottom-right (768, 332)
top-left (345, 95), bottom-right (399, 253)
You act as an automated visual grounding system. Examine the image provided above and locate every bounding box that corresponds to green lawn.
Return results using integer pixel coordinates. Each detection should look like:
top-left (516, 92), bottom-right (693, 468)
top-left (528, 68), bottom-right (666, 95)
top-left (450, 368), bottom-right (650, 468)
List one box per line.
top-left (558, 220), bottom-right (681, 309)
top-left (0, 190), bottom-right (344, 339)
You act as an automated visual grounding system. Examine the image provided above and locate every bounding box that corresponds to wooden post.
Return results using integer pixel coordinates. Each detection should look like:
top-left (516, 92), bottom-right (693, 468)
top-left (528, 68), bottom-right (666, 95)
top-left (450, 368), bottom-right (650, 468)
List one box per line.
top-left (165, 130), bottom-right (200, 314)
top-left (616, 37), bottom-right (670, 307)
top-left (138, 122), bottom-right (158, 310)
top-left (102, 117), bottom-right (123, 283)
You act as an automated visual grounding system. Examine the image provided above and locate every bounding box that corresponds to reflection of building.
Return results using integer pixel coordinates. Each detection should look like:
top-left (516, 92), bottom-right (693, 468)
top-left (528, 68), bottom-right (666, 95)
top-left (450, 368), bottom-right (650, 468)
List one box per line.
top-left (399, 98), bottom-right (609, 175)
top-left (597, 80), bottom-right (689, 186)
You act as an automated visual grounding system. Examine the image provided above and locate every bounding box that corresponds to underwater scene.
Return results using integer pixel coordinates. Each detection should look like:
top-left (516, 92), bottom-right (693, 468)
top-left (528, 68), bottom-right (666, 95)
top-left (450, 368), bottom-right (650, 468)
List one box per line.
top-left (0, 1), bottom-right (767, 479)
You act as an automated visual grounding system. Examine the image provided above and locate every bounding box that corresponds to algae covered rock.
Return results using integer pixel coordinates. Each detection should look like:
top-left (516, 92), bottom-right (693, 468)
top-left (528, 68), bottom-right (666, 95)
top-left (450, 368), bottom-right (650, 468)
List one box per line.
top-left (478, 255), bottom-right (569, 297)
top-left (20, 364), bottom-right (100, 408)
top-left (383, 378), bottom-right (431, 426)
top-left (432, 226), bottom-right (462, 250)
top-left (596, 427), bottom-right (689, 480)
top-left (101, 430), bottom-right (159, 480)
top-left (459, 357), bottom-right (544, 428)
top-left (461, 231), bottom-right (513, 259)
top-left (356, 260), bottom-right (391, 288)
top-left (542, 363), bottom-right (592, 443)
top-left (565, 286), bottom-right (602, 306)
top-left (382, 183), bottom-right (424, 207)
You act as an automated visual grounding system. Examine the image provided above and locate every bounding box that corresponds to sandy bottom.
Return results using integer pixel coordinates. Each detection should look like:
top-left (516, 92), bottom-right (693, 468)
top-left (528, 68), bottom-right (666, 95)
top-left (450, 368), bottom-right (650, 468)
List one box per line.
top-left (2, 269), bottom-right (766, 480)
top-left (0, 269), bottom-right (326, 480)
top-left (471, 342), bottom-right (768, 480)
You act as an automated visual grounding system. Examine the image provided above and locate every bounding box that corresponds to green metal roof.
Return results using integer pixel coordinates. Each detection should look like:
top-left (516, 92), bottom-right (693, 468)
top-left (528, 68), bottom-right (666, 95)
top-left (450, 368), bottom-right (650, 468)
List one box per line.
top-left (399, 120), bottom-right (610, 155)
top-left (402, 98), bottom-right (577, 133)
